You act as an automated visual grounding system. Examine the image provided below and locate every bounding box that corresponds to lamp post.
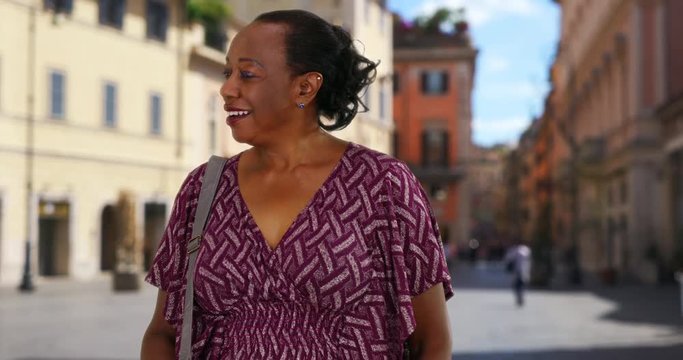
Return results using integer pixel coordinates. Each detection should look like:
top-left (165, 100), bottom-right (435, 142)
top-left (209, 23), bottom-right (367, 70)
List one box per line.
top-left (19, 5), bottom-right (37, 292)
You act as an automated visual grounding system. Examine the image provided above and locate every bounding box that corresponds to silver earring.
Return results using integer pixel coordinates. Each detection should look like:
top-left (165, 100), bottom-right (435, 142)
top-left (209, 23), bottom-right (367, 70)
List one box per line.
top-left (297, 103), bottom-right (305, 109)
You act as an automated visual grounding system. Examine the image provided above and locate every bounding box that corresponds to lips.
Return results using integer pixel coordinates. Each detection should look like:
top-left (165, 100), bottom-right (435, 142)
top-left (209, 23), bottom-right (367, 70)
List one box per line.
top-left (225, 106), bottom-right (252, 126)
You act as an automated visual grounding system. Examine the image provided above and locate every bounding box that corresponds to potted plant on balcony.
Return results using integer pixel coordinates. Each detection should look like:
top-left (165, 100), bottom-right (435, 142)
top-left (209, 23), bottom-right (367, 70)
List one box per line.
top-left (187, 0), bottom-right (231, 51)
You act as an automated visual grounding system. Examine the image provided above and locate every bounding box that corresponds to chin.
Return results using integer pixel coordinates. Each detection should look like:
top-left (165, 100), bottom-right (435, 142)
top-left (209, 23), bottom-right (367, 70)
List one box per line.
top-left (229, 128), bottom-right (256, 146)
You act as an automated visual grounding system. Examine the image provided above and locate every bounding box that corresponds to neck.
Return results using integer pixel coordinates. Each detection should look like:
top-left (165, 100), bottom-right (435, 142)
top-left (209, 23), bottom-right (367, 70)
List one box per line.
top-left (252, 127), bottom-right (334, 171)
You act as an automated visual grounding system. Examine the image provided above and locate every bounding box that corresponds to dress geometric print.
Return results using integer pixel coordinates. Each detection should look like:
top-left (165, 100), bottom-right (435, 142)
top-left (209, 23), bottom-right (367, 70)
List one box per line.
top-left (146, 143), bottom-right (454, 359)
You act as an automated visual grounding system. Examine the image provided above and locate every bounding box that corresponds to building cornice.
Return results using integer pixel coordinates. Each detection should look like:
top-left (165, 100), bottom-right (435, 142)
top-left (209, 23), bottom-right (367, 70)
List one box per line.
top-left (190, 44), bottom-right (225, 66)
top-left (394, 47), bottom-right (477, 62)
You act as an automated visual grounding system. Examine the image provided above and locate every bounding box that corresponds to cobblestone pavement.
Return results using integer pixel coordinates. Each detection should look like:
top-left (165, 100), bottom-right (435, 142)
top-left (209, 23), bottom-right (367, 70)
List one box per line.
top-left (0, 263), bottom-right (682, 359)
top-left (449, 261), bottom-right (683, 359)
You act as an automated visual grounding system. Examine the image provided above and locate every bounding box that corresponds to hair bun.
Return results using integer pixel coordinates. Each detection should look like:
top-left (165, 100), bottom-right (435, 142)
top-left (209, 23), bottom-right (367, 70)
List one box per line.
top-left (255, 10), bottom-right (379, 131)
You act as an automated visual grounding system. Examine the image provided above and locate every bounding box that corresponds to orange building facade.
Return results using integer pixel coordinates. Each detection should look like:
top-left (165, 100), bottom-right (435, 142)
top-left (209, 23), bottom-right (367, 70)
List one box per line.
top-left (392, 21), bottom-right (477, 249)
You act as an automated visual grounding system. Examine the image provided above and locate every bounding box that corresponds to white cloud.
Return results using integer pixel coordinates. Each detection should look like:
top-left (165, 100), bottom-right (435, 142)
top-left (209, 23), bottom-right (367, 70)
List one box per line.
top-left (483, 56), bottom-right (509, 72)
top-left (416, 0), bottom-right (541, 28)
top-left (473, 116), bottom-right (531, 145)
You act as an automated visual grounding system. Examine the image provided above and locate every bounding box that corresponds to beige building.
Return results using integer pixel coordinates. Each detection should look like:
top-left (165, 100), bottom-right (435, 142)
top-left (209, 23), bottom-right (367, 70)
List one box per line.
top-left (1, 0), bottom-right (192, 285)
top-left (0, 0), bottom-right (231, 286)
top-left (226, 0), bottom-right (394, 153)
top-left (549, 0), bottom-right (681, 283)
top-left (0, 0), bottom-right (393, 286)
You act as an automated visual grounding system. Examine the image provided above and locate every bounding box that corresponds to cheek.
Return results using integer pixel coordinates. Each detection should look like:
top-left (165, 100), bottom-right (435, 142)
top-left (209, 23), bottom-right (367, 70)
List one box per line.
top-left (255, 87), bottom-right (291, 114)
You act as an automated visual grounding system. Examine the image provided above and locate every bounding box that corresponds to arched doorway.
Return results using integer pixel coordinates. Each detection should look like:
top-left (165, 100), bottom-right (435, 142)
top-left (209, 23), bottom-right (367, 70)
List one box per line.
top-left (38, 200), bottom-right (70, 276)
top-left (100, 205), bottom-right (117, 271)
top-left (144, 203), bottom-right (167, 271)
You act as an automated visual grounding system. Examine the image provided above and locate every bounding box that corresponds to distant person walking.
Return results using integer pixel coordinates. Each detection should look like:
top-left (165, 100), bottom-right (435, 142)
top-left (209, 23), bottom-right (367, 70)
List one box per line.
top-left (504, 240), bottom-right (532, 307)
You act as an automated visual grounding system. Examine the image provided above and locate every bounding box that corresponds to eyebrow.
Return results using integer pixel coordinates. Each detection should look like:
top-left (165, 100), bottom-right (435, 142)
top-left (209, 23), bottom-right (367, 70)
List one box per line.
top-left (224, 57), bottom-right (265, 69)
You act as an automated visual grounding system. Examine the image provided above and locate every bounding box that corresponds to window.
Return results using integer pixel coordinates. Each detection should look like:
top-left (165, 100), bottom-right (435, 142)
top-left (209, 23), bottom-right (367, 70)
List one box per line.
top-left (150, 93), bottom-right (162, 134)
top-left (421, 70), bottom-right (449, 95)
top-left (146, 0), bottom-right (168, 41)
top-left (50, 71), bottom-right (65, 119)
top-left (103, 83), bottom-right (117, 127)
top-left (99, 0), bottom-right (126, 29)
top-left (607, 183), bottom-right (613, 207)
top-left (44, 0), bottom-right (73, 14)
top-left (620, 178), bottom-right (628, 204)
top-left (205, 24), bottom-right (227, 52)
top-left (421, 127), bottom-right (450, 167)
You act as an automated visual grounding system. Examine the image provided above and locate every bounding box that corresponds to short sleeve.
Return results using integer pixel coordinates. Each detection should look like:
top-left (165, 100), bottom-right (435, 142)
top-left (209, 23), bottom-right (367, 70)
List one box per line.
top-left (383, 161), bottom-right (453, 340)
top-left (145, 164), bottom-right (206, 324)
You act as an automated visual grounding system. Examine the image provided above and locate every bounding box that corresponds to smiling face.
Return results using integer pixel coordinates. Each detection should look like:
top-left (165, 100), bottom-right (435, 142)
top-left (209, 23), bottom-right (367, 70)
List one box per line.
top-left (219, 22), bottom-right (298, 144)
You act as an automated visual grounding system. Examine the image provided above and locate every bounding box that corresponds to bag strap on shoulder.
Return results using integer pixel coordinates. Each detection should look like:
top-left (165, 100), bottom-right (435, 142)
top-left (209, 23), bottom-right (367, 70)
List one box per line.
top-left (179, 155), bottom-right (227, 360)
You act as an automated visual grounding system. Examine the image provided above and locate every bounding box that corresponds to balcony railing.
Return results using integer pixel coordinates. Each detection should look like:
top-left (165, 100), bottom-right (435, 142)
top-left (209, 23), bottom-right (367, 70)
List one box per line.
top-left (578, 137), bottom-right (606, 164)
top-left (409, 165), bottom-right (464, 182)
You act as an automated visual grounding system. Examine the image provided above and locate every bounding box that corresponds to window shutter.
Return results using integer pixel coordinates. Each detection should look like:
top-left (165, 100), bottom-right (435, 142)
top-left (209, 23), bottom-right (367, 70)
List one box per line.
top-left (159, 4), bottom-right (169, 41)
top-left (442, 131), bottom-right (450, 166)
top-left (98, 0), bottom-right (108, 24)
top-left (145, 1), bottom-right (153, 37)
top-left (115, 0), bottom-right (126, 28)
top-left (65, 0), bottom-right (74, 13)
top-left (441, 71), bottom-right (449, 93)
top-left (421, 72), bottom-right (429, 93)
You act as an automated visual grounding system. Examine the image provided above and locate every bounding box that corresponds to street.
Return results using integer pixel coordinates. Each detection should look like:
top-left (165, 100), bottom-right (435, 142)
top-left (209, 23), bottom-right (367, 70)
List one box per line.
top-left (1, 263), bottom-right (682, 359)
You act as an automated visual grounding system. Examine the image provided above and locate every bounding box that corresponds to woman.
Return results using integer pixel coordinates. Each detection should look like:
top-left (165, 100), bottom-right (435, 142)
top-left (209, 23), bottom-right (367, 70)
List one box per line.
top-left (141, 10), bottom-right (453, 359)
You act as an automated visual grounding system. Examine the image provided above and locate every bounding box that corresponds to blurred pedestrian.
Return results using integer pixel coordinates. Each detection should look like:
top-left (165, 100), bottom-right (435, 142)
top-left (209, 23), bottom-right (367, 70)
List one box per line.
top-left (140, 9), bottom-right (453, 360)
top-left (504, 239), bottom-right (531, 307)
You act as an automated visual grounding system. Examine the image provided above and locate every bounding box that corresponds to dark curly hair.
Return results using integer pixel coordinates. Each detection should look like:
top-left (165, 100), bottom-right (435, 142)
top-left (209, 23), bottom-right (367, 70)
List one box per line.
top-left (255, 10), bottom-right (378, 131)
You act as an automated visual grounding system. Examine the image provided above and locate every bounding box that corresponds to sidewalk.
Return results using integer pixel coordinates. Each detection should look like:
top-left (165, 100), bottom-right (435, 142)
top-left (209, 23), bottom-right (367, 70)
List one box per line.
top-left (448, 261), bottom-right (683, 359)
top-left (0, 275), bottom-right (157, 360)
top-left (1, 266), bottom-right (682, 359)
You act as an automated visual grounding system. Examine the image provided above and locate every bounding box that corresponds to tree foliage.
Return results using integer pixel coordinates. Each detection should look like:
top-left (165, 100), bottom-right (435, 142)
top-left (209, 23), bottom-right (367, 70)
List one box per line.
top-left (187, 0), bottom-right (230, 25)
top-left (413, 7), bottom-right (465, 33)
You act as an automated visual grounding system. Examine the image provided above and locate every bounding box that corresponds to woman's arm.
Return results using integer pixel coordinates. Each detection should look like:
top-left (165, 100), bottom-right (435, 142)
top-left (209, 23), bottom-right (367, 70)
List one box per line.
top-left (407, 283), bottom-right (452, 360)
top-left (141, 290), bottom-right (176, 360)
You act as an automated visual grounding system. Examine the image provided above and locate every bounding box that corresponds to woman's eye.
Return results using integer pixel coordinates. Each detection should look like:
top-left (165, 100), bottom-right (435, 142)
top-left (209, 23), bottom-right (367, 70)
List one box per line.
top-left (239, 71), bottom-right (255, 79)
top-left (222, 70), bottom-right (231, 78)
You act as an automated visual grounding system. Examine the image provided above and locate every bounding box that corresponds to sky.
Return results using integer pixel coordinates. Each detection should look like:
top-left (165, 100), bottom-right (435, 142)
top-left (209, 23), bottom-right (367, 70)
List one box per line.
top-left (386, 0), bottom-right (561, 147)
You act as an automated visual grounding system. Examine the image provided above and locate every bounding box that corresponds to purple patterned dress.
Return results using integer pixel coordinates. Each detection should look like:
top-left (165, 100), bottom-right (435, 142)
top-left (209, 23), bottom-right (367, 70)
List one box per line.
top-left (146, 143), bottom-right (453, 359)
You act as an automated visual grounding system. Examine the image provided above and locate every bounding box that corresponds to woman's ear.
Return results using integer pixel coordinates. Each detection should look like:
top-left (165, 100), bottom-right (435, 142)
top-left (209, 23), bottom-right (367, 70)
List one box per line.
top-left (294, 72), bottom-right (323, 107)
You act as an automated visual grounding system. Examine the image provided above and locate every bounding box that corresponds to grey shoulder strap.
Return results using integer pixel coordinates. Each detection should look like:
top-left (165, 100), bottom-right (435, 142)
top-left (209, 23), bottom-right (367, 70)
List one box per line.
top-left (179, 155), bottom-right (227, 360)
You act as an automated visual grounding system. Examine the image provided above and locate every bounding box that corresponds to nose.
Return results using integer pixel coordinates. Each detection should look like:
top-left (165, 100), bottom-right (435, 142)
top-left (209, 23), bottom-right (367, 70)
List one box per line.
top-left (219, 74), bottom-right (239, 100)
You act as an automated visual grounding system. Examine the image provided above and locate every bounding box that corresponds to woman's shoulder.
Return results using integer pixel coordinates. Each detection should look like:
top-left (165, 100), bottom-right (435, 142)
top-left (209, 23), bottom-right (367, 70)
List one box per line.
top-left (345, 142), bottom-right (413, 178)
top-left (179, 153), bottom-right (241, 193)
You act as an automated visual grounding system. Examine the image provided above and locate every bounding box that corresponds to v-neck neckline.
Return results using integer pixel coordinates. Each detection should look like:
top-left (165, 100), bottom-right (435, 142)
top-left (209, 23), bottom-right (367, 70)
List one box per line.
top-left (234, 142), bottom-right (353, 254)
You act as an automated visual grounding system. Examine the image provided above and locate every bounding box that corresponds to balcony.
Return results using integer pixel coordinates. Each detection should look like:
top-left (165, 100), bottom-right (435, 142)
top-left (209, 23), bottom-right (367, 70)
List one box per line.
top-left (410, 165), bottom-right (464, 182)
top-left (579, 137), bottom-right (606, 164)
top-left (205, 27), bottom-right (227, 52)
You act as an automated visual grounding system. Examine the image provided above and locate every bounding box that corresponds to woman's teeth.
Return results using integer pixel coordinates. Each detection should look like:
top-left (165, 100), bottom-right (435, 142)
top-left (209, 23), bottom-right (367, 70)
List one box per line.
top-left (228, 111), bottom-right (250, 117)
